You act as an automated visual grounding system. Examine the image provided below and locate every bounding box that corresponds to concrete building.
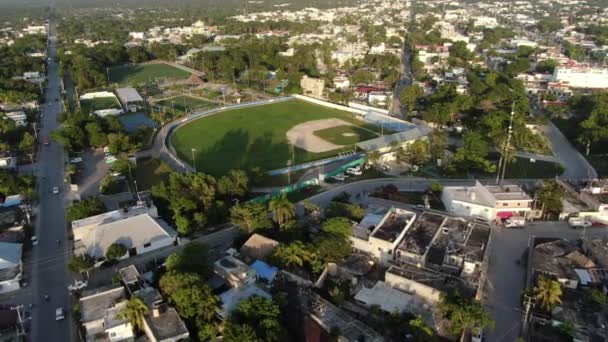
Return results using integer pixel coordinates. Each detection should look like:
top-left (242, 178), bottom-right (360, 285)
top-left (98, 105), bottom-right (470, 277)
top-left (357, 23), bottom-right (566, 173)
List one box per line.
top-left (79, 286), bottom-right (132, 341)
top-left (351, 207), bottom-right (417, 265)
top-left (441, 181), bottom-right (533, 221)
top-left (134, 287), bottom-right (190, 342)
top-left (71, 204), bottom-right (178, 263)
top-left (0, 242), bottom-right (22, 294)
top-left (300, 75), bottom-right (325, 98)
top-left (3, 111), bottom-right (27, 127)
top-left (213, 255), bottom-right (257, 288)
top-left (333, 76), bottom-right (350, 90)
top-left (553, 66), bottom-right (608, 89)
top-left (115, 88), bottom-right (144, 112)
top-left (239, 233), bottom-right (279, 262)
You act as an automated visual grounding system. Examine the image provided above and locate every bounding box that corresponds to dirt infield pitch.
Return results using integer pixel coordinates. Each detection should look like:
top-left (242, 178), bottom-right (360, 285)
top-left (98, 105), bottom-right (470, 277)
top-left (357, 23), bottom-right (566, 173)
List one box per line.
top-left (287, 118), bottom-right (353, 153)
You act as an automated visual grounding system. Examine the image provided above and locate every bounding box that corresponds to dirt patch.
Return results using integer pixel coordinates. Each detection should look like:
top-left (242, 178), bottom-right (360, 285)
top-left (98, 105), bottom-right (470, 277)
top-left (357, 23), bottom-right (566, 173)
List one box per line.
top-left (287, 118), bottom-right (352, 153)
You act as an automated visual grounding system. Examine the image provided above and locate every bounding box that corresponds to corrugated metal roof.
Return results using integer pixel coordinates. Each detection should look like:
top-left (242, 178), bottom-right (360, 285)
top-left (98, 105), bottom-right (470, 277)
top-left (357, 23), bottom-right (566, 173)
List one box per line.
top-left (356, 125), bottom-right (433, 151)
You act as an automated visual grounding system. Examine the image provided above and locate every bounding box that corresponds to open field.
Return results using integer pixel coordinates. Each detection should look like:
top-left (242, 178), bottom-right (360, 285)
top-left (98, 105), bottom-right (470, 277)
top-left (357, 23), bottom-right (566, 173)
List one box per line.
top-left (79, 96), bottom-right (121, 113)
top-left (133, 158), bottom-right (171, 190)
top-left (108, 63), bottom-right (190, 84)
top-left (154, 96), bottom-right (217, 116)
top-left (313, 125), bottom-right (378, 145)
top-left (171, 100), bottom-right (378, 176)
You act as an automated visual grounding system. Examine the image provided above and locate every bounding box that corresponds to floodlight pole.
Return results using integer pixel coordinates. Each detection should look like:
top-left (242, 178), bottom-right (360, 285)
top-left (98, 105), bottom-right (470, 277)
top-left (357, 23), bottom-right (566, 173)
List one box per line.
top-left (191, 148), bottom-right (197, 172)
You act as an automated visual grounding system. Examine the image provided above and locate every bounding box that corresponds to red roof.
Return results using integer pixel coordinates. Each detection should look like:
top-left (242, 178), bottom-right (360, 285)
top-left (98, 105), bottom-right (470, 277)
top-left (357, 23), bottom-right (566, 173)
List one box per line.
top-left (354, 86), bottom-right (384, 94)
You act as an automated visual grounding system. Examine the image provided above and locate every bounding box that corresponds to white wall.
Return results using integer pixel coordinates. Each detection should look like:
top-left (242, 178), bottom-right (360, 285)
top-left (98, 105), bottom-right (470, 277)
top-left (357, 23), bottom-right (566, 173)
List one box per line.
top-left (554, 67), bottom-right (608, 89)
top-left (135, 236), bottom-right (175, 256)
top-left (107, 322), bottom-right (134, 341)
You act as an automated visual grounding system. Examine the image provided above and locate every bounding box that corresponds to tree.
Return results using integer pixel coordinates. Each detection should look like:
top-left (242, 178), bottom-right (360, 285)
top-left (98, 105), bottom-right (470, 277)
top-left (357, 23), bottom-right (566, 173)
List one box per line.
top-left (230, 202), bottom-right (271, 233)
top-left (271, 241), bottom-right (312, 269)
top-left (314, 236), bottom-right (352, 263)
top-left (85, 122), bottom-right (108, 147)
top-left (106, 243), bottom-right (127, 260)
top-left (398, 140), bottom-right (430, 166)
top-left (223, 322), bottom-right (259, 342)
top-left (428, 130), bottom-right (448, 161)
top-left (534, 276), bottom-right (562, 312)
top-left (228, 296), bottom-right (285, 342)
top-left (408, 315), bottom-right (436, 342)
top-left (400, 85), bottom-right (423, 113)
top-left (68, 255), bottom-right (94, 273)
top-left (268, 193), bottom-right (294, 227)
top-left (66, 197), bottom-right (105, 222)
top-left (159, 271), bottom-right (219, 321)
top-left (325, 202), bottom-right (365, 221)
top-left (118, 297), bottom-right (148, 332)
top-left (127, 46), bottom-right (150, 63)
top-left (218, 169), bottom-right (249, 198)
top-left (451, 132), bottom-right (496, 174)
top-left (18, 132), bottom-right (35, 154)
top-left (536, 59), bottom-right (558, 74)
top-left (537, 180), bottom-right (565, 215)
top-left (351, 69), bottom-right (374, 84)
top-left (321, 217), bottom-right (352, 238)
top-left (164, 242), bottom-right (211, 277)
top-left (111, 157), bottom-right (134, 177)
top-left (438, 290), bottom-right (494, 337)
top-left (107, 133), bottom-right (131, 154)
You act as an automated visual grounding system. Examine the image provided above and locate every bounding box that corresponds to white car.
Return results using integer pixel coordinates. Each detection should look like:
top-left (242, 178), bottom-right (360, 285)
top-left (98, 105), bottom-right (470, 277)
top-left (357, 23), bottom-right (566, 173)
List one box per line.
top-left (67, 280), bottom-right (88, 292)
top-left (52, 186), bottom-right (59, 194)
top-left (332, 174), bottom-right (346, 181)
top-left (31, 236), bottom-right (38, 246)
top-left (471, 329), bottom-right (483, 342)
top-left (346, 167), bottom-right (362, 176)
top-left (55, 307), bottom-right (65, 321)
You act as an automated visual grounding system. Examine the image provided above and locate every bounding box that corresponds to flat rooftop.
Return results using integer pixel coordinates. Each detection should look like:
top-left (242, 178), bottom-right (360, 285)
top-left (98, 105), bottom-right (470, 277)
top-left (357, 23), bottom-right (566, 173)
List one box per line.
top-left (80, 286), bottom-right (126, 323)
top-left (370, 208), bottom-right (415, 243)
top-left (398, 212), bottom-right (446, 255)
top-left (484, 184), bottom-right (532, 201)
top-left (426, 217), bottom-right (469, 266)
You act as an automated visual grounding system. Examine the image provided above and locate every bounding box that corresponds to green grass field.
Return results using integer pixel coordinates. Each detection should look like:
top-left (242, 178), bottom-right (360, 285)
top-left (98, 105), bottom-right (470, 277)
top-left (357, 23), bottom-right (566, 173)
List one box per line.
top-left (313, 125), bottom-right (378, 145)
top-left (155, 96), bottom-right (217, 116)
top-left (108, 63), bottom-right (190, 84)
top-left (80, 96), bottom-right (121, 113)
top-left (171, 100), bottom-right (378, 176)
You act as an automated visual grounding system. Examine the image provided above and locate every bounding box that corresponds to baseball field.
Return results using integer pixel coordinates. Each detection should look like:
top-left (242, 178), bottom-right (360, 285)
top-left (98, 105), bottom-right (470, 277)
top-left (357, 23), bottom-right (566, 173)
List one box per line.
top-left (171, 100), bottom-right (381, 176)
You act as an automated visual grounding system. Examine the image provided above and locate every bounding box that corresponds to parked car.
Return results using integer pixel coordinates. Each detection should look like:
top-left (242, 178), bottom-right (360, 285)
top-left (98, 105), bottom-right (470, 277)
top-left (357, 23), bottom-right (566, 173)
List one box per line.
top-left (346, 167), bottom-right (362, 176)
top-left (55, 307), bottom-right (65, 321)
top-left (52, 186), bottom-right (59, 195)
top-left (471, 329), bottom-right (483, 342)
top-left (332, 174), bottom-right (346, 182)
top-left (505, 216), bottom-right (525, 228)
top-left (43, 137), bottom-right (50, 146)
top-left (31, 236), bottom-right (38, 246)
top-left (67, 280), bottom-right (88, 292)
top-left (568, 217), bottom-right (592, 229)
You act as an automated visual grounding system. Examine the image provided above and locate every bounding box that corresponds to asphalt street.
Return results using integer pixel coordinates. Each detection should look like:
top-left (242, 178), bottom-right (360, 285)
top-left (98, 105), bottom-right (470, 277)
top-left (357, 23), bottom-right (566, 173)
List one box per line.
top-left (29, 14), bottom-right (73, 342)
top-left (541, 122), bottom-right (597, 180)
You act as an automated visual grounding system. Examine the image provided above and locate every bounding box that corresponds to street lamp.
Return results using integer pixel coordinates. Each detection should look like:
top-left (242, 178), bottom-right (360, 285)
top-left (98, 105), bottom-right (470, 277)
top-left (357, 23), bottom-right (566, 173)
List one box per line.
top-left (286, 159), bottom-right (293, 185)
top-left (191, 148), bottom-right (197, 173)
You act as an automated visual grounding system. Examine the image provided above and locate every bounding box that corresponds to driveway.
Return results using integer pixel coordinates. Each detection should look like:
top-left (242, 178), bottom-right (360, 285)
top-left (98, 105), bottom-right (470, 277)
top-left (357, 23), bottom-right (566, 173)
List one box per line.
top-left (541, 122), bottom-right (597, 180)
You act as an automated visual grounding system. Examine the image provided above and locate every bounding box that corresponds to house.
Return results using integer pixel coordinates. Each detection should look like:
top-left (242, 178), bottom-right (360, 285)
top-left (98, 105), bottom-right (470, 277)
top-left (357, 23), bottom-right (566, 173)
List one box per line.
top-left (553, 66), bottom-right (608, 89)
top-left (71, 204), bottom-right (178, 263)
top-left (0, 153), bottom-right (16, 170)
top-left (441, 181), bottom-right (533, 221)
top-left (79, 286), bottom-right (132, 341)
top-left (0, 242), bottom-right (22, 294)
top-left (239, 233), bottom-right (279, 262)
top-left (351, 207), bottom-right (417, 265)
top-left (353, 86), bottom-right (385, 100)
top-left (249, 260), bottom-right (278, 284)
top-left (333, 76), bottom-right (350, 90)
top-left (115, 88), bottom-right (144, 112)
top-left (134, 287), bottom-right (190, 342)
top-left (301, 76), bottom-right (325, 98)
top-left (582, 238), bottom-right (608, 269)
top-left (4, 111), bottom-right (27, 126)
top-left (532, 239), bottom-right (596, 289)
top-left (214, 255), bottom-right (257, 288)
top-left (305, 292), bottom-right (383, 342)
top-left (354, 281), bottom-right (415, 313)
top-left (23, 72), bottom-right (42, 81)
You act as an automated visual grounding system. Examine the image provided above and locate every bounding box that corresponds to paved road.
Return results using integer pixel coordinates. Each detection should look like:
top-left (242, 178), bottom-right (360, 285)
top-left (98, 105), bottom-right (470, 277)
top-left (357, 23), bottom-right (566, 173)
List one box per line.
top-left (541, 122), bottom-right (597, 180)
top-left (389, 0), bottom-right (415, 116)
top-left (30, 13), bottom-right (73, 342)
top-left (484, 221), bottom-right (608, 341)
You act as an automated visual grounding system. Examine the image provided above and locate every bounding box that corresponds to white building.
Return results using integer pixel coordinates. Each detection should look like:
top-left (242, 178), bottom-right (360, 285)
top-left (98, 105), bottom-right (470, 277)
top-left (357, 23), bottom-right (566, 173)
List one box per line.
top-left (71, 204), bottom-right (178, 263)
top-left (79, 287), bottom-right (133, 342)
top-left (0, 242), bottom-right (22, 294)
top-left (441, 181), bottom-right (533, 221)
top-left (351, 207), bottom-right (417, 265)
top-left (473, 16), bottom-right (498, 28)
top-left (553, 67), bottom-right (608, 89)
top-left (214, 255), bottom-right (257, 288)
top-left (333, 76), bottom-right (350, 90)
top-left (4, 111), bottom-right (27, 126)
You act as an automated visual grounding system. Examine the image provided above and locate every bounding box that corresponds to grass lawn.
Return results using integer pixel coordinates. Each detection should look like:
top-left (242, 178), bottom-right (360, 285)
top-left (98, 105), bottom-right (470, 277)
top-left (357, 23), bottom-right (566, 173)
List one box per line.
top-left (133, 158), bottom-right (171, 190)
top-left (80, 96), bottom-right (121, 113)
top-left (503, 158), bottom-right (564, 179)
top-left (108, 63), bottom-right (190, 84)
top-left (313, 125), bottom-right (378, 146)
top-left (155, 96), bottom-right (217, 116)
top-left (171, 100), bottom-right (376, 176)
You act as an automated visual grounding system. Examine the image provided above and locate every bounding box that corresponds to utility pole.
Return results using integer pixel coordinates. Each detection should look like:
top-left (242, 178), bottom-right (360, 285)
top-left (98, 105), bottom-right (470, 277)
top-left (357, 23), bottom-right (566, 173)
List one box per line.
top-left (498, 100), bottom-right (516, 184)
top-left (10, 305), bottom-right (25, 336)
top-left (521, 294), bottom-right (534, 336)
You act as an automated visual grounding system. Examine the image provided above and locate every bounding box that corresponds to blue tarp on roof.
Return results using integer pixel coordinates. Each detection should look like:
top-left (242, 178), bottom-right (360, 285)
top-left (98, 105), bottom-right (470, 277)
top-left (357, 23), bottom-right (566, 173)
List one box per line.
top-left (250, 260), bottom-right (278, 283)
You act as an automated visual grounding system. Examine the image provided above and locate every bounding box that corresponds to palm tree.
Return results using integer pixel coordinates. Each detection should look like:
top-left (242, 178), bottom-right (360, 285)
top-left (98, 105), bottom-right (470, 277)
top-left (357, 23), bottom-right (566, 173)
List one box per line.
top-left (268, 193), bottom-right (294, 227)
top-left (118, 297), bottom-right (149, 332)
top-left (533, 276), bottom-right (562, 312)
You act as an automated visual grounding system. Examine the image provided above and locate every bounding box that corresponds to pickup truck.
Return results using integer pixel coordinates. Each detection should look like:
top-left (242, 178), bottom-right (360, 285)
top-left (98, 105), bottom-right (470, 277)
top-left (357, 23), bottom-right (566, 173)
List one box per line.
top-left (505, 216), bottom-right (525, 228)
top-left (568, 217), bottom-right (592, 229)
